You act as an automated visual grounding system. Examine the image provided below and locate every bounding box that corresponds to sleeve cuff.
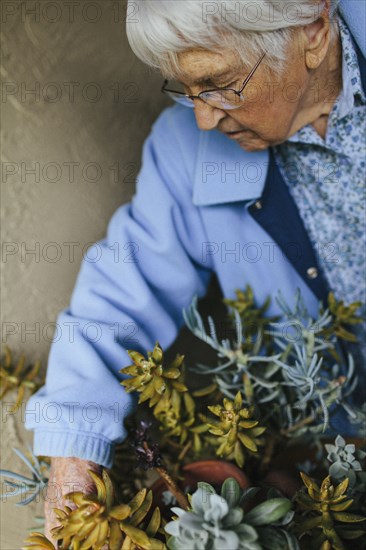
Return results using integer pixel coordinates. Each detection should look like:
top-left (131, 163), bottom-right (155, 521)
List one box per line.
top-left (31, 429), bottom-right (117, 468)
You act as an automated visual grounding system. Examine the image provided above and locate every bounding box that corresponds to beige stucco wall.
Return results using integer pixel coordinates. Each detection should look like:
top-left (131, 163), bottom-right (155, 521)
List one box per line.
top-left (1, 1), bottom-right (172, 547)
top-left (1, 0), bottom-right (171, 365)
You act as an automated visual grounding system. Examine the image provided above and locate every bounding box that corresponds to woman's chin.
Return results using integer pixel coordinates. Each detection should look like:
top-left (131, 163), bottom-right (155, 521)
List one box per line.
top-left (237, 139), bottom-right (270, 152)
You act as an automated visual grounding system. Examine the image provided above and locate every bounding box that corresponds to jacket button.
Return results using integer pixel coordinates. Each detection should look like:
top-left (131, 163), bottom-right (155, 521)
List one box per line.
top-left (254, 200), bottom-right (262, 209)
top-left (307, 267), bottom-right (318, 279)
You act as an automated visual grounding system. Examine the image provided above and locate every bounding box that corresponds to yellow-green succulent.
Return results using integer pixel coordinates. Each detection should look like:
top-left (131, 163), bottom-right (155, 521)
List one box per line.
top-left (295, 473), bottom-right (366, 549)
top-left (320, 292), bottom-right (363, 343)
top-left (50, 468), bottom-right (128, 550)
top-left (120, 342), bottom-right (187, 412)
top-left (0, 345), bottom-right (44, 412)
top-left (22, 532), bottom-right (56, 549)
top-left (207, 391), bottom-right (266, 467)
top-left (223, 285), bottom-right (279, 349)
top-left (49, 470), bottom-right (165, 550)
top-left (156, 393), bottom-right (210, 455)
top-left (121, 343), bottom-right (212, 457)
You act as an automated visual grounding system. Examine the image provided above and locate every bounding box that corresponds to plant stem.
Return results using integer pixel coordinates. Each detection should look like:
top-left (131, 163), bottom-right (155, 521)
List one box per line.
top-left (243, 374), bottom-right (253, 405)
top-left (259, 434), bottom-right (277, 475)
top-left (177, 441), bottom-right (192, 462)
top-left (281, 414), bottom-right (315, 436)
top-left (155, 467), bottom-right (189, 510)
top-left (163, 439), bottom-right (181, 450)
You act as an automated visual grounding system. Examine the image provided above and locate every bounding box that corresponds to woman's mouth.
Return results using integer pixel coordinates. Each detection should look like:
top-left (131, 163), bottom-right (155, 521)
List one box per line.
top-left (224, 129), bottom-right (246, 138)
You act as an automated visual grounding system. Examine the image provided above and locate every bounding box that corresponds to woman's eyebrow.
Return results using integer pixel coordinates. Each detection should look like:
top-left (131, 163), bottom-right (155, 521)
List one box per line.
top-left (196, 69), bottom-right (233, 83)
top-left (183, 68), bottom-right (235, 86)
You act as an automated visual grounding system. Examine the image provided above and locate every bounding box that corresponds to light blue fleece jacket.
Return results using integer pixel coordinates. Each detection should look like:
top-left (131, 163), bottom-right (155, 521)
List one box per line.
top-left (24, 0), bottom-right (366, 468)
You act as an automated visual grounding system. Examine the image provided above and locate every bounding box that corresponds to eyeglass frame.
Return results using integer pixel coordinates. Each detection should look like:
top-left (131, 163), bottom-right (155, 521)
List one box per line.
top-left (161, 51), bottom-right (267, 109)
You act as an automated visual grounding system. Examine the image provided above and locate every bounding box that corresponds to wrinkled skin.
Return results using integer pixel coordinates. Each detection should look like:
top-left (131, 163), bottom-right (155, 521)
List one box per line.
top-left (174, 0), bottom-right (342, 151)
top-left (44, 457), bottom-right (102, 547)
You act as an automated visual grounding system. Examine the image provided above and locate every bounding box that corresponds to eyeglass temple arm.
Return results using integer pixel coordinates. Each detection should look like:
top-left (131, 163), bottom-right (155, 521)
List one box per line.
top-left (239, 52), bottom-right (267, 92)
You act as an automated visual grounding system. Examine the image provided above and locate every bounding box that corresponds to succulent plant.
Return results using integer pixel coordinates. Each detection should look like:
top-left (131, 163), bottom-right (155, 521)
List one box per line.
top-left (120, 342), bottom-right (187, 412)
top-left (51, 469), bottom-right (165, 550)
top-left (118, 487), bottom-right (166, 550)
top-left (206, 391), bottom-right (266, 468)
top-left (121, 345), bottom-right (208, 456)
top-left (223, 284), bottom-right (279, 349)
top-left (8, 285), bottom-right (366, 550)
top-left (165, 477), bottom-right (294, 550)
top-left (274, 346), bottom-right (356, 435)
top-left (325, 435), bottom-right (366, 489)
top-left (22, 532), bottom-right (56, 549)
top-left (183, 294), bottom-right (282, 404)
top-left (156, 391), bottom-right (210, 455)
top-left (184, 287), bottom-right (360, 441)
top-left (155, 390), bottom-right (194, 436)
top-left (0, 446), bottom-right (49, 506)
top-left (0, 346), bottom-right (44, 412)
top-left (320, 292), bottom-right (363, 343)
top-left (294, 473), bottom-right (366, 548)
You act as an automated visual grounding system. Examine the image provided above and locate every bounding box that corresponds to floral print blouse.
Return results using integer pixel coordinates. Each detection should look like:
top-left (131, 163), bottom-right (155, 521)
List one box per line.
top-left (273, 12), bottom-right (366, 401)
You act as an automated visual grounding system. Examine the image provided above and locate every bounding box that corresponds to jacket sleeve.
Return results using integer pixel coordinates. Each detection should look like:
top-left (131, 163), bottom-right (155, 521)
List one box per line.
top-left (24, 106), bottom-right (213, 468)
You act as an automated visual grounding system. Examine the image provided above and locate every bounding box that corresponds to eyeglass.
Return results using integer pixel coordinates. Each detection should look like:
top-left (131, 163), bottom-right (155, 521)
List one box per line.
top-left (161, 52), bottom-right (266, 110)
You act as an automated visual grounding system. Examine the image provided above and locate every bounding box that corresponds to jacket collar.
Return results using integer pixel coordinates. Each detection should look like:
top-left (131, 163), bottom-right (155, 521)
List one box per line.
top-left (192, 128), bottom-right (269, 206)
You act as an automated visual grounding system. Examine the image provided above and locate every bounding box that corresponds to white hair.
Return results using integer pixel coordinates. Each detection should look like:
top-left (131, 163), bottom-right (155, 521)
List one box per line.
top-left (126, 0), bottom-right (341, 78)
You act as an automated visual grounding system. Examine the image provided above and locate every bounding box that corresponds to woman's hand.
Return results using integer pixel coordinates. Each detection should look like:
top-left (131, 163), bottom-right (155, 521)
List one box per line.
top-left (44, 456), bottom-right (102, 546)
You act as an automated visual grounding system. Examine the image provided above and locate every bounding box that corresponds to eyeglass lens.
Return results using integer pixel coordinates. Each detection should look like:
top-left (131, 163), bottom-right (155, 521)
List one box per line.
top-left (165, 89), bottom-right (244, 110)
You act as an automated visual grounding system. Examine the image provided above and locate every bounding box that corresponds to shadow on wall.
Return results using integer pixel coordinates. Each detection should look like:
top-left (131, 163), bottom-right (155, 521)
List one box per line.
top-left (2, 0), bottom-right (173, 365)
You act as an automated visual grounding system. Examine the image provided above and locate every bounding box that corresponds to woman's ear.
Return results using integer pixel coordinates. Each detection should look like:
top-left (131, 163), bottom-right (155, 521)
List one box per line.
top-left (302, 0), bottom-right (332, 69)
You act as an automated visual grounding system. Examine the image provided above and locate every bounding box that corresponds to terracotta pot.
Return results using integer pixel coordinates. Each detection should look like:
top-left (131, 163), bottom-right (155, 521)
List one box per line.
top-left (182, 460), bottom-right (250, 490)
top-left (262, 469), bottom-right (302, 498)
top-left (150, 460), bottom-right (250, 517)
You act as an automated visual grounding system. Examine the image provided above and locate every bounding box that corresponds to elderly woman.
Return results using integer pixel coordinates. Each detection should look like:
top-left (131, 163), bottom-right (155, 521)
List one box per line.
top-left (25, 0), bottom-right (365, 540)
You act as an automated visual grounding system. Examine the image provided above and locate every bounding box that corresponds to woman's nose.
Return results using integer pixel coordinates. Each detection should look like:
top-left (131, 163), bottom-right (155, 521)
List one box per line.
top-left (193, 100), bottom-right (226, 131)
